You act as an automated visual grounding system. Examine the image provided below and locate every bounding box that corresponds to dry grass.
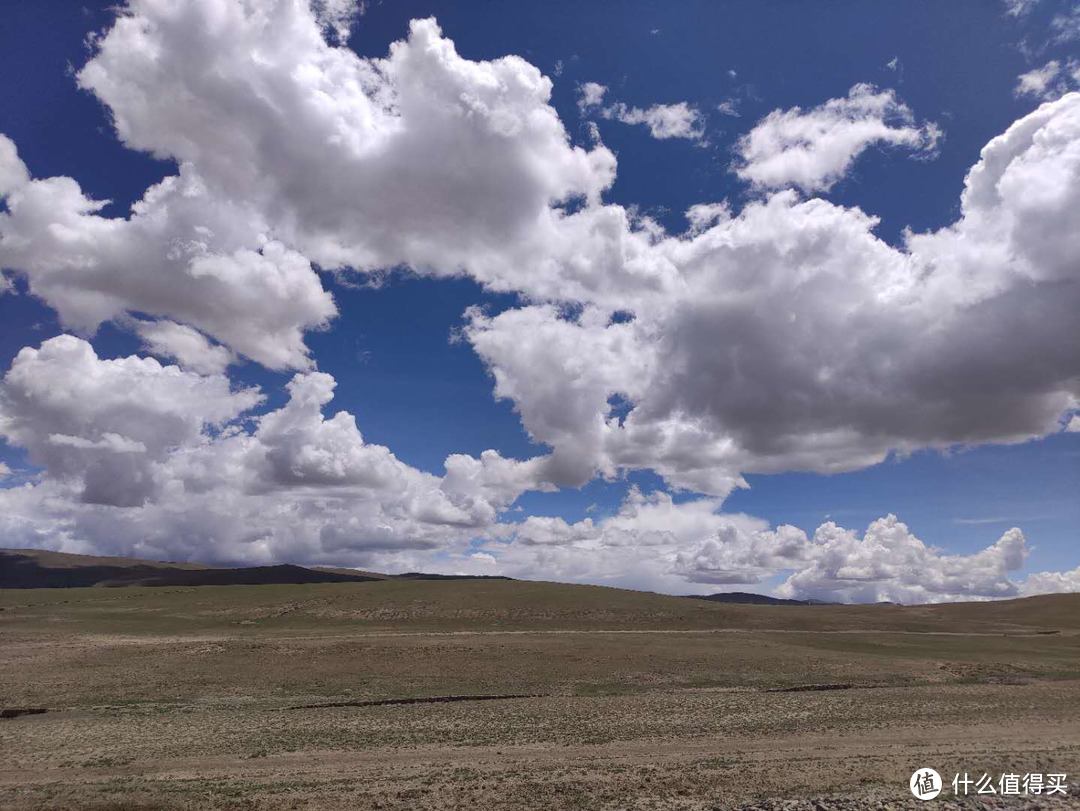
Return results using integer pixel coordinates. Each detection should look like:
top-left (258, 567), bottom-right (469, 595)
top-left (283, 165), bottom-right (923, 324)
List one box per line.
top-left (2, 583), bottom-right (1078, 809)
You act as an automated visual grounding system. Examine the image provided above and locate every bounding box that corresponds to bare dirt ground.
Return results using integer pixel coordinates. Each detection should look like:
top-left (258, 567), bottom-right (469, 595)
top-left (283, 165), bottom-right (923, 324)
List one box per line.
top-left (2, 582), bottom-right (1078, 809)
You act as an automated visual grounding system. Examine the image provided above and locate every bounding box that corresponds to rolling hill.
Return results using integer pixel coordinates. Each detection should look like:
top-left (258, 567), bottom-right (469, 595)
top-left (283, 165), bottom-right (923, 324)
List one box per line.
top-left (0, 548), bottom-right (516, 589)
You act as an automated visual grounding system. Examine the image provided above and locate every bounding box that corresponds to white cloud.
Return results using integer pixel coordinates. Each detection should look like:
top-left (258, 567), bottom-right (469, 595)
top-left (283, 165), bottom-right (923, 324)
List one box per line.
top-left (2, 337), bottom-right (1078, 600)
top-left (466, 93), bottom-right (1080, 500)
top-left (1, 7), bottom-right (616, 366)
top-left (0, 335), bottom-right (541, 567)
top-left (1052, 6), bottom-right (1080, 42)
top-left (1003, 0), bottom-right (1039, 17)
top-left (775, 517), bottom-right (1028, 604)
top-left (0, 4), bottom-right (1077, 599)
top-left (5, 6), bottom-right (1076, 507)
top-left (135, 319), bottom-right (234, 375)
top-left (607, 102), bottom-right (706, 141)
top-left (311, 0), bottom-right (361, 43)
top-left (1020, 565), bottom-right (1080, 596)
top-left (733, 83), bottom-right (941, 192)
top-left (0, 135), bottom-right (29, 198)
top-left (577, 81), bottom-right (608, 112)
top-left (75, 9), bottom-right (615, 283)
top-left (480, 489), bottom-right (773, 593)
top-left (0, 151), bottom-right (336, 369)
top-left (0, 335), bottom-right (261, 507)
top-left (579, 83), bottom-right (706, 141)
top-left (475, 494), bottom-right (1054, 603)
top-left (716, 99), bottom-right (740, 117)
top-left (1015, 60), bottom-right (1080, 100)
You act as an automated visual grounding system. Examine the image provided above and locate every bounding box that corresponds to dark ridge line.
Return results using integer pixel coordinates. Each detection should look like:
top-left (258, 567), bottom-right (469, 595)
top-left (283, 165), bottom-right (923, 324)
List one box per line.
top-left (1, 707), bottom-right (48, 719)
top-left (285, 693), bottom-right (545, 710)
top-left (764, 683), bottom-right (856, 693)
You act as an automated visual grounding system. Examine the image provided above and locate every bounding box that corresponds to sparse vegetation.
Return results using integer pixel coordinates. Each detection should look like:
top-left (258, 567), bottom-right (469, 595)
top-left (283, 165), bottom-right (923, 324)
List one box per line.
top-left (2, 581), bottom-right (1078, 809)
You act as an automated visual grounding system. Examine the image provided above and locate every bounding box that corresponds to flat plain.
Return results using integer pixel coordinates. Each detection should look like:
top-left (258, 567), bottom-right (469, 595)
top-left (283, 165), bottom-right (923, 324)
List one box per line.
top-left (2, 580), bottom-right (1079, 809)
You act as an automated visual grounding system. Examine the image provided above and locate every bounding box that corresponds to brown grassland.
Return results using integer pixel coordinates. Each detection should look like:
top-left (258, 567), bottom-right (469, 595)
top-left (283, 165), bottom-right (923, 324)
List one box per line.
top-left (2, 580), bottom-right (1079, 809)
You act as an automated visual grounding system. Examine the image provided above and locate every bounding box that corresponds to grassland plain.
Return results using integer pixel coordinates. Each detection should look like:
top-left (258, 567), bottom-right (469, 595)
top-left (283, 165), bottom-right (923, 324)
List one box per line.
top-left (1, 580), bottom-right (1079, 809)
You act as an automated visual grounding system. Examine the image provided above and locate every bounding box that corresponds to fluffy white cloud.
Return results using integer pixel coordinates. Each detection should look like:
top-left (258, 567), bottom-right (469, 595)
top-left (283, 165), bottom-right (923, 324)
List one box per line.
top-left (0, 3), bottom-right (1078, 600)
top-left (467, 93), bottom-right (1080, 500)
top-left (0, 135), bottom-right (29, 198)
top-left (1015, 60), bottom-right (1080, 100)
top-left (0, 336), bottom-right (540, 566)
top-left (610, 101), bottom-right (706, 141)
top-left (578, 83), bottom-right (706, 141)
top-left (74, 4), bottom-right (614, 286)
top-left (7, 4), bottom-right (1078, 506)
top-left (1, 337), bottom-right (1077, 600)
top-left (775, 517), bottom-right (1028, 604)
top-left (1020, 565), bottom-right (1080, 596)
top-left (135, 319), bottom-right (234, 375)
top-left (0, 336), bottom-right (261, 506)
top-left (0, 3), bottom-right (616, 366)
top-left (472, 494), bottom-right (1057, 603)
top-left (0, 149), bottom-right (336, 369)
top-left (577, 81), bottom-right (608, 112)
top-left (733, 83), bottom-right (941, 192)
top-left (478, 489), bottom-right (774, 594)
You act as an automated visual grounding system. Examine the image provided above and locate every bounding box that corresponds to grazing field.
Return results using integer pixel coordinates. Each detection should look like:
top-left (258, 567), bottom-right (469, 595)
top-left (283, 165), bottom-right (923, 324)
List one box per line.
top-left (2, 581), bottom-right (1079, 809)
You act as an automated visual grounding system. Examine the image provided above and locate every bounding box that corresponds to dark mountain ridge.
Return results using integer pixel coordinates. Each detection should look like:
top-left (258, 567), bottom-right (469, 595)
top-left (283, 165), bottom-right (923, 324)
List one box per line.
top-left (0, 548), bottom-right (509, 589)
top-left (687, 591), bottom-right (835, 606)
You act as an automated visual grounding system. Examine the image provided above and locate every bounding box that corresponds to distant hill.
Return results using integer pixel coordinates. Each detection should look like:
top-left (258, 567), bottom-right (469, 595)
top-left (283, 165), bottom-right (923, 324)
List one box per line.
top-left (394, 572), bottom-right (515, 581)
top-left (0, 548), bottom-right (518, 589)
top-left (687, 591), bottom-right (831, 606)
top-left (0, 548), bottom-right (388, 589)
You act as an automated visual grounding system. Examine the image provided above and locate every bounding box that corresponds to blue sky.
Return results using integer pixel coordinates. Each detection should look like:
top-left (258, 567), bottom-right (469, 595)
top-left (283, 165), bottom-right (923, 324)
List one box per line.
top-left (0, 0), bottom-right (1077, 601)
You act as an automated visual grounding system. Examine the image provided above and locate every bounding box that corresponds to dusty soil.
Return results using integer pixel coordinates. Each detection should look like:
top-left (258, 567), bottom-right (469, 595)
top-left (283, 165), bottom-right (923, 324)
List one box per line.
top-left (1, 584), bottom-right (1078, 809)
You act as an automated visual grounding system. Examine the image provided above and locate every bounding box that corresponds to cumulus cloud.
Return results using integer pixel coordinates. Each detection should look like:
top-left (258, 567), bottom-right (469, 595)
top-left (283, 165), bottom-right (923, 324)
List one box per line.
top-left (1, 336), bottom-right (1077, 600)
top-left (135, 319), bottom-right (234, 375)
top-left (74, 7), bottom-right (614, 285)
top-left (473, 494), bottom-right (1062, 603)
top-left (733, 83), bottom-right (941, 192)
top-left (480, 489), bottom-right (774, 593)
top-left (775, 517), bottom-right (1028, 604)
top-left (0, 135), bottom-right (29, 198)
top-left (0, 3), bottom-right (1078, 599)
top-left (578, 83), bottom-right (706, 141)
top-left (0, 336), bottom-right (261, 506)
top-left (1020, 565), bottom-right (1080, 596)
top-left (467, 93), bottom-right (1080, 500)
top-left (0, 336), bottom-right (540, 566)
top-left (0, 4), bottom-right (616, 365)
top-left (0, 148), bottom-right (336, 369)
